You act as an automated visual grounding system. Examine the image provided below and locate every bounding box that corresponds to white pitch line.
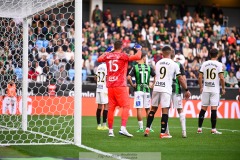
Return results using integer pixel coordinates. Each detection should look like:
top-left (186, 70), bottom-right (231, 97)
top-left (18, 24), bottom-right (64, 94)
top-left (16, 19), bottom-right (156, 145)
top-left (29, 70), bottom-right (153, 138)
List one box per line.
top-left (0, 125), bottom-right (129, 160)
top-left (77, 144), bottom-right (129, 160)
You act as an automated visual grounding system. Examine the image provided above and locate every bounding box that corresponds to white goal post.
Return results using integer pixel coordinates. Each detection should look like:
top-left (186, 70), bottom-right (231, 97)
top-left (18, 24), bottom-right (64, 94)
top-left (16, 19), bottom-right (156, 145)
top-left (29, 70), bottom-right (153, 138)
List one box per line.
top-left (0, 0), bottom-right (82, 145)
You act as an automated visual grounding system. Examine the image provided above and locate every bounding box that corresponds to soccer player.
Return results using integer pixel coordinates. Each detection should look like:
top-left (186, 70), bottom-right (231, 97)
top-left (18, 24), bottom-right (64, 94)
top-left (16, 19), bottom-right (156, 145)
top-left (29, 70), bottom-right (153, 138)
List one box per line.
top-left (166, 50), bottom-right (187, 138)
top-left (127, 51), bottom-right (156, 133)
top-left (3, 80), bottom-right (17, 115)
top-left (97, 41), bottom-right (142, 137)
top-left (95, 61), bottom-right (108, 130)
top-left (144, 46), bottom-right (191, 138)
top-left (197, 48), bottom-right (225, 134)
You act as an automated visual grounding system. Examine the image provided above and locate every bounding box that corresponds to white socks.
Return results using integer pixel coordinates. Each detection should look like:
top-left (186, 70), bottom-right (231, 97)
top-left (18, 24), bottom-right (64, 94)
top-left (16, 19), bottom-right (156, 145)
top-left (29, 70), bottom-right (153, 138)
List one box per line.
top-left (179, 112), bottom-right (186, 131)
top-left (138, 121), bottom-right (143, 129)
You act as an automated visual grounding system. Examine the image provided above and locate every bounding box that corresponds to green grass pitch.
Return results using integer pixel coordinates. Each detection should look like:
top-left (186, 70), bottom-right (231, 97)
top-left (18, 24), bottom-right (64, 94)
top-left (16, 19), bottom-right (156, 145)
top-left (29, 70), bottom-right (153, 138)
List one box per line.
top-left (0, 116), bottom-right (239, 160)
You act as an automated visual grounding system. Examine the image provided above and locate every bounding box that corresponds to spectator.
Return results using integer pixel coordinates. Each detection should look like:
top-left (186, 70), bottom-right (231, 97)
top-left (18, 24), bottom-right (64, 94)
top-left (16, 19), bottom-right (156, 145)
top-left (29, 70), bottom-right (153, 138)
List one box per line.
top-left (225, 72), bottom-right (239, 88)
top-left (54, 65), bottom-right (68, 84)
top-left (236, 68), bottom-right (240, 81)
top-left (14, 63), bottom-right (23, 81)
top-left (55, 46), bottom-right (66, 63)
top-left (120, 9), bottom-right (128, 21)
top-left (39, 55), bottom-right (49, 68)
top-left (38, 47), bottom-right (49, 60)
top-left (28, 67), bottom-right (39, 81)
top-left (65, 47), bottom-right (74, 62)
top-left (49, 59), bottom-right (60, 74)
top-left (228, 33), bottom-right (236, 46)
top-left (213, 21), bottom-right (221, 33)
top-left (85, 55), bottom-right (95, 75)
top-left (92, 5), bottom-right (102, 25)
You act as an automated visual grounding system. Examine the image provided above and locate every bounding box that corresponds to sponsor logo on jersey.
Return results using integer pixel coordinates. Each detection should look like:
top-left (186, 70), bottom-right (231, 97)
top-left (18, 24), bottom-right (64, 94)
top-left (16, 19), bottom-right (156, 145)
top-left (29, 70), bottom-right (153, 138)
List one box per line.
top-left (109, 76), bottom-right (118, 81)
top-left (205, 82), bottom-right (215, 87)
top-left (97, 84), bottom-right (103, 89)
top-left (155, 81), bottom-right (165, 87)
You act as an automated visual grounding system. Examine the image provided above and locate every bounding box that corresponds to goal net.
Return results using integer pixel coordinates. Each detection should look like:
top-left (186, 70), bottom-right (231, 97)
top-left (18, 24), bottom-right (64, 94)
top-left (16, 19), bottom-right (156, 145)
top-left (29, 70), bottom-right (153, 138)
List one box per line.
top-left (0, 0), bottom-right (82, 145)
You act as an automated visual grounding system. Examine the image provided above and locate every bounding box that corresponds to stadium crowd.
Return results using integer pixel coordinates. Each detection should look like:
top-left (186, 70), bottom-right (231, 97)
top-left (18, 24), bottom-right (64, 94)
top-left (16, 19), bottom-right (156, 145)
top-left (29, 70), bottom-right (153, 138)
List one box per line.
top-left (0, 2), bottom-right (239, 88)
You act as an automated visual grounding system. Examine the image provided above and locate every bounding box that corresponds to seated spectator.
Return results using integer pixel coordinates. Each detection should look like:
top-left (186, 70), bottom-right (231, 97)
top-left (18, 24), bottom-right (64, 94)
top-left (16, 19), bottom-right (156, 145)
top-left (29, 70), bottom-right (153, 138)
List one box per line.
top-left (174, 51), bottom-right (185, 65)
top-left (54, 65), bottom-right (68, 84)
top-left (65, 47), bottom-right (74, 62)
top-left (38, 47), bottom-right (49, 60)
top-left (213, 21), bottom-right (221, 33)
top-left (123, 16), bottom-right (132, 29)
top-left (28, 67), bottom-right (39, 81)
top-left (14, 63), bottom-right (23, 81)
top-left (68, 66), bottom-right (75, 82)
top-left (85, 55), bottom-right (95, 75)
top-left (228, 33), bottom-right (236, 46)
top-left (225, 71), bottom-right (239, 88)
top-left (182, 43), bottom-right (192, 58)
top-left (49, 59), bottom-right (60, 74)
top-left (55, 46), bottom-right (66, 63)
top-left (39, 55), bottom-right (49, 68)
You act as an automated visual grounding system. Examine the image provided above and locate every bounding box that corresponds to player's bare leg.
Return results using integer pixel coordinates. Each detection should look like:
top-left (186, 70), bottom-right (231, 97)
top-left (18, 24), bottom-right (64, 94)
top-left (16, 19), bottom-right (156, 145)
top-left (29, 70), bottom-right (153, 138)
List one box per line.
top-left (96, 104), bottom-right (103, 130)
top-left (136, 108), bottom-right (144, 132)
top-left (102, 104), bottom-right (109, 130)
top-left (211, 106), bottom-right (222, 135)
top-left (198, 106), bottom-right (207, 133)
top-left (177, 108), bottom-right (187, 138)
top-left (144, 106), bottom-right (157, 137)
top-left (160, 108), bottom-right (172, 138)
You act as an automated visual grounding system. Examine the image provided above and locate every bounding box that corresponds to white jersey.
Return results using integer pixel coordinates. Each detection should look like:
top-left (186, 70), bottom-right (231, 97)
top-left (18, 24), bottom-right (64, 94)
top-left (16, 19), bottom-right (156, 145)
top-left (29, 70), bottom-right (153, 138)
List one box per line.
top-left (153, 58), bottom-right (181, 94)
top-left (96, 63), bottom-right (108, 93)
top-left (200, 60), bottom-right (223, 93)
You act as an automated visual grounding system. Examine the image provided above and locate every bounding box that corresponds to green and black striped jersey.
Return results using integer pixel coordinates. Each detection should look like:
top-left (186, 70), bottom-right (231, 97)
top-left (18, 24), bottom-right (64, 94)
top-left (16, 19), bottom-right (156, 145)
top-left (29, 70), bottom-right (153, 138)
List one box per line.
top-left (172, 62), bottom-right (185, 94)
top-left (128, 63), bottom-right (155, 93)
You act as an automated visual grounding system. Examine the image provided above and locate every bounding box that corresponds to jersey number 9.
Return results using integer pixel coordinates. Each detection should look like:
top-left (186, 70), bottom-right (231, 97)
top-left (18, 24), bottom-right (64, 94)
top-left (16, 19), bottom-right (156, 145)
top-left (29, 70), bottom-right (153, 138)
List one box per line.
top-left (159, 67), bottom-right (166, 79)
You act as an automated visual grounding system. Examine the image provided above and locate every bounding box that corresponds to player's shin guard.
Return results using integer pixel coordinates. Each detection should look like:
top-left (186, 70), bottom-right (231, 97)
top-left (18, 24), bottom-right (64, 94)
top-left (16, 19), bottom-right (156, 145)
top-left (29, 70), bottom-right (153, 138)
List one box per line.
top-left (103, 110), bottom-right (108, 124)
top-left (211, 110), bottom-right (217, 129)
top-left (179, 112), bottom-right (186, 131)
top-left (161, 114), bottom-right (168, 133)
top-left (96, 109), bottom-right (101, 125)
top-left (146, 111), bottom-right (155, 128)
top-left (198, 109), bottom-right (206, 128)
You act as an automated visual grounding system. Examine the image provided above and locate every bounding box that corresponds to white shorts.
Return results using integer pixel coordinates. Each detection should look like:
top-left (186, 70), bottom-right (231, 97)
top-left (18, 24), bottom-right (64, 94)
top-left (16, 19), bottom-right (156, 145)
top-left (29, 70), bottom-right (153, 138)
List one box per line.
top-left (133, 91), bottom-right (151, 108)
top-left (96, 92), bottom-right (108, 104)
top-left (171, 93), bottom-right (182, 108)
top-left (201, 92), bottom-right (220, 106)
top-left (151, 91), bottom-right (171, 108)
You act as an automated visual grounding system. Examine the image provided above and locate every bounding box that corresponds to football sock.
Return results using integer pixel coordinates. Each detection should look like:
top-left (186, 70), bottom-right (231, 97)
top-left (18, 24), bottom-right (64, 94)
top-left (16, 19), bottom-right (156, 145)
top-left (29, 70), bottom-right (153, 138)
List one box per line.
top-left (211, 110), bottom-right (217, 129)
top-left (198, 109), bottom-right (206, 128)
top-left (96, 108), bottom-right (101, 125)
top-left (103, 110), bottom-right (108, 124)
top-left (146, 111), bottom-right (155, 128)
top-left (138, 121), bottom-right (143, 129)
top-left (179, 112), bottom-right (186, 131)
top-left (161, 114), bottom-right (168, 133)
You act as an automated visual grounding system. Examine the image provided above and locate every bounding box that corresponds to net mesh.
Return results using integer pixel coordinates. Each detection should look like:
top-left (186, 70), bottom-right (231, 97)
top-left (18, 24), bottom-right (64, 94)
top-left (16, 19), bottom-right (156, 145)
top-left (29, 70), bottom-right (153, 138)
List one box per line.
top-left (0, 0), bottom-right (76, 145)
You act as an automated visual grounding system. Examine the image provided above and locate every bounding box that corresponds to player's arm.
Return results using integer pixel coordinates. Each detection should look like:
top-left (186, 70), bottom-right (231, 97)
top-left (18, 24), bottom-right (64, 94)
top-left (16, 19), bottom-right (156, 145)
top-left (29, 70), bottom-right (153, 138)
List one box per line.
top-left (198, 72), bottom-right (203, 94)
top-left (178, 75), bottom-right (191, 99)
top-left (150, 67), bottom-right (156, 89)
top-left (219, 72), bottom-right (226, 95)
top-left (97, 53), bottom-right (107, 62)
top-left (127, 67), bottom-right (136, 88)
top-left (129, 44), bottom-right (142, 61)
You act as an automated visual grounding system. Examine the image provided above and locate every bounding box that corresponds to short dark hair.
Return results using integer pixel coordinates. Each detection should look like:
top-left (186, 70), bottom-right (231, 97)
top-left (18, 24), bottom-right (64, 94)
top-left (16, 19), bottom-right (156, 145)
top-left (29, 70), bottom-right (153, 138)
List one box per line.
top-left (162, 46), bottom-right (172, 52)
top-left (141, 50), bottom-right (147, 59)
top-left (209, 48), bottom-right (219, 58)
top-left (114, 40), bottom-right (122, 50)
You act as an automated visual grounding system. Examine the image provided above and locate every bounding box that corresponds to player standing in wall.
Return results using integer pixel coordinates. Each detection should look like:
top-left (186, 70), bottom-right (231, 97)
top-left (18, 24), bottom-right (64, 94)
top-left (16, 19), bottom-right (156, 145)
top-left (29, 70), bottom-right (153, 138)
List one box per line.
top-left (3, 80), bottom-right (17, 115)
top-left (144, 46), bottom-right (191, 138)
top-left (97, 41), bottom-right (142, 137)
top-left (127, 51), bottom-right (156, 133)
top-left (197, 48), bottom-right (226, 134)
top-left (165, 49), bottom-right (187, 138)
top-left (95, 60), bottom-right (108, 130)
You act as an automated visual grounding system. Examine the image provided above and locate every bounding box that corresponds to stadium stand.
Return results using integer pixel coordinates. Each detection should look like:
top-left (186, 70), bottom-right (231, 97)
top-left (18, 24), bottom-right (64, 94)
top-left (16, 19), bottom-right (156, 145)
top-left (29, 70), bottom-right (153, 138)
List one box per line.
top-left (0, 2), bottom-right (239, 88)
